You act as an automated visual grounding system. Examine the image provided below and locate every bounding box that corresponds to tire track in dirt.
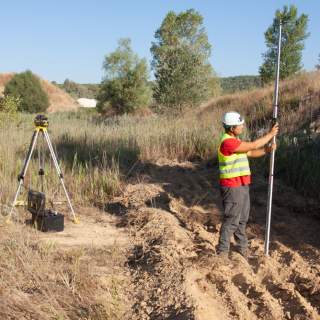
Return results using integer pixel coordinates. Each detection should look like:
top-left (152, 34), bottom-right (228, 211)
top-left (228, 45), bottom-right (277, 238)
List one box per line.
top-left (245, 243), bottom-right (316, 319)
top-left (260, 243), bottom-right (320, 317)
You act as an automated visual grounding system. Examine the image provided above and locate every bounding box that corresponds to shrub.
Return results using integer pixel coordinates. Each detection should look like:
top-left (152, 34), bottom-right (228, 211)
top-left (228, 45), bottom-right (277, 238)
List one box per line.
top-left (4, 71), bottom-right (49, 113)
top-left (0, 94), bottom-right (20, 125)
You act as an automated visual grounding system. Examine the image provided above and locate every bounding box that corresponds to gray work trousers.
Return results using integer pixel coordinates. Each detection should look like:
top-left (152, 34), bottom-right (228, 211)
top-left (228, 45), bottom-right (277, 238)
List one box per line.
top-left (217, 185), bottom-right (250, 254)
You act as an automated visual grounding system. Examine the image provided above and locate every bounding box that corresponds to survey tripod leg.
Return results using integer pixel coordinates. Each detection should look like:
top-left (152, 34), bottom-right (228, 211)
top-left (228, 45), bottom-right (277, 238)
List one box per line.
top-left (9, 130), bottom-right (40, 218)
top-left (43, 130), bottom-right (78, 223)
top-left (38, 134), bottom-right (45, 193)
top-left (8, 115), bottom-right (78, 224)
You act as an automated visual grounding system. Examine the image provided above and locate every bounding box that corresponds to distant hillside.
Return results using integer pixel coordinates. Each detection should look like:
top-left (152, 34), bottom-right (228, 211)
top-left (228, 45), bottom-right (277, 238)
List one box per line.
top-left (55, 79), bottom-right (100, 99)
top-left (199, 71), bottom-right (320, 137)
top-left (0, 73), bottom-right (79, 113)
top-left (55, 76), bottom-right (261, 100)
top-left (220, 75), bottom-right (262, 94)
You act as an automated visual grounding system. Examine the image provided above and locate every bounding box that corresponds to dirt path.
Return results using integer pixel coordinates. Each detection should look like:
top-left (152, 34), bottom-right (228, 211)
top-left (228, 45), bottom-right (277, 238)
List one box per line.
top-left (0, 206), bottom-right (132, 320)
top-left (111, 159), bottom-right (320, 320)
top-left (38, 206), bottom-right (129, 248)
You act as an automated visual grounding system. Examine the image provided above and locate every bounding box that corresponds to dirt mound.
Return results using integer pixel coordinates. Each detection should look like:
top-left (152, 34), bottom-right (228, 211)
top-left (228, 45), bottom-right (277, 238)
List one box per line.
top-left (0, 73), bottom-right (14, 95)
top-left (0, 73), bottom-right (79, 113)
top-left (112, 160), bottom-right (320, 319)
top-left (41, 78), bottom-right (79, 112)
top-left (128, 207), bottom-right (195, 319)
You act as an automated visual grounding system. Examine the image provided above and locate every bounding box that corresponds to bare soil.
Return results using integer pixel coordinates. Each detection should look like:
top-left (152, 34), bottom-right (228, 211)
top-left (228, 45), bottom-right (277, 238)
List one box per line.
top-left (112, 159), bottom-right (320, 320)
top-left (38, 206), bottom-right (129, 248)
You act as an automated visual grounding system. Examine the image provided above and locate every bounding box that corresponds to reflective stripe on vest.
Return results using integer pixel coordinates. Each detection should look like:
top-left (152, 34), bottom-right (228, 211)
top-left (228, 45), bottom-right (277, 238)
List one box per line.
top-left (218, 133), bottom-right (251, 179)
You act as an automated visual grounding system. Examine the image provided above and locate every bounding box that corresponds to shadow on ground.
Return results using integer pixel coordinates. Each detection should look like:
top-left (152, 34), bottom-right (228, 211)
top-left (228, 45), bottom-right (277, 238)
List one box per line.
top-left (54, 133), bottom-right (140, 173)
top-left (128, 160), bottom-right (320, 253)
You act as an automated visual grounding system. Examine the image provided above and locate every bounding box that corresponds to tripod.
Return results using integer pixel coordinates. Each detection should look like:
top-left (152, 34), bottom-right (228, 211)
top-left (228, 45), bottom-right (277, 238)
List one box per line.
top-left (9, 115), bottom-right (78, 223)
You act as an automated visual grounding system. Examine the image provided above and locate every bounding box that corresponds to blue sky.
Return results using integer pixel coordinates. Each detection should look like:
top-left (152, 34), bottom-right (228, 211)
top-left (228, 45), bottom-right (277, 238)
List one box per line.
top-left (0, 1), bottom-right (319, 83)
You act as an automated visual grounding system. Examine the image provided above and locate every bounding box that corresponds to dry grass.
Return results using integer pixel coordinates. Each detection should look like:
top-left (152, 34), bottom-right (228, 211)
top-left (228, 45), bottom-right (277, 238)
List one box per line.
top-left (1, 72), bottom-right (319, 208)
top-left (0, 110), bottom-right (222, 210)
top-left (0, 221), bottom-right (129, 320)
top-left (199, 71), bottom-right (320, 133)
top-left (1, 72), bottom-right (320, 208)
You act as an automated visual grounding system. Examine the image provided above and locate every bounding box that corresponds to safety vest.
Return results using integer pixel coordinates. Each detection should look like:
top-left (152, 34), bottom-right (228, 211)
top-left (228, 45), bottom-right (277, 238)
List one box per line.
top-left (218, 133), bottom-right (251, 179)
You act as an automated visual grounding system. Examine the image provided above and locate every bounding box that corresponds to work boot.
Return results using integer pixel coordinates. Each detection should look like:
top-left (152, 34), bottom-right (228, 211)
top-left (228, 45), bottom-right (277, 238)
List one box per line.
top-left (239, 250), bottom-right (248, 261)
top-left (238, 249), bottom-right (255, 261)
top-left (216, 250), bottom-right (229, 261)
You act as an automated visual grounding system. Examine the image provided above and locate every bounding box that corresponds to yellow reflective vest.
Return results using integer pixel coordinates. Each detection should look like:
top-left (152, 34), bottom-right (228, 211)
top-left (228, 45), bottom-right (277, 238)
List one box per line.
top-left (218, 133), bottom-right (251, 179)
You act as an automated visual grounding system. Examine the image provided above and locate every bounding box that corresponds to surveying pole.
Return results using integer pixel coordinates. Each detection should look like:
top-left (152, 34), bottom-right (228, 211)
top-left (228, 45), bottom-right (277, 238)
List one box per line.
top-left (264, 21), bottom-right (282, 256)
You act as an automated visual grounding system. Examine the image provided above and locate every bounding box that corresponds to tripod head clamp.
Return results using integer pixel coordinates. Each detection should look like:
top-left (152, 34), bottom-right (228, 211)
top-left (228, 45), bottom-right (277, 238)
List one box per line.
top-left (34, 115), bottom-right (49, 129)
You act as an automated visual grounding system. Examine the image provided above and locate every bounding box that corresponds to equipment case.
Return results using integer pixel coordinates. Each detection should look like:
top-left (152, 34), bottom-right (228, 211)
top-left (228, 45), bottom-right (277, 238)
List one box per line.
top-left (32, 210), bottom-right (64, 232)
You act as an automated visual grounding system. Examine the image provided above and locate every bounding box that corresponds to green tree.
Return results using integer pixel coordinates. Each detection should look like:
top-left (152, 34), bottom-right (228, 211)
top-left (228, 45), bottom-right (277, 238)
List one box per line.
top-left (259, 5), bottom-right (309, 84)
top-left (4, 71), bottom-right (49, 113)
top-left (151, 9), bottom-right (219, 111)
top-left (97, 38), bottom-right (152, 114)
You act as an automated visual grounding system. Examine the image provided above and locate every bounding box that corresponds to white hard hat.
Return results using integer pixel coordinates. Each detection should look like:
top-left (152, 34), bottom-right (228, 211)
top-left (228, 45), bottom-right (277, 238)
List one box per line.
top-left (222, 111), bottom-right (244, 126)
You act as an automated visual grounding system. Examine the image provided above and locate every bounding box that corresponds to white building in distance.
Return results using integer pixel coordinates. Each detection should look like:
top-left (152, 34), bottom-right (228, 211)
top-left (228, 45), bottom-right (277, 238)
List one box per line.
top-left (77, 98), bottom-right (97, 108)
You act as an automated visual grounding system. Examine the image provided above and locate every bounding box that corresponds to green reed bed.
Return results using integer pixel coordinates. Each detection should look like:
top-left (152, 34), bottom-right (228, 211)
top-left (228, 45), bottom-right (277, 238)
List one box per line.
top-left (0, 112), bottom-right (220, 209)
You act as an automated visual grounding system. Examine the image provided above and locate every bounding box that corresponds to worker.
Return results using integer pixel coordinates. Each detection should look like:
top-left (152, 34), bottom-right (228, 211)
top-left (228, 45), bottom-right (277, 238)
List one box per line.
top-left (217, 111), bottom-right (279, 259)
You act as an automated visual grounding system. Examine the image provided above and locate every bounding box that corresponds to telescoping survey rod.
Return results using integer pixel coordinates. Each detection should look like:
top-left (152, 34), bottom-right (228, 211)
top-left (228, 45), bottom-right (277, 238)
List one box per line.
top-left (264, 21), bottom-right (282, 256)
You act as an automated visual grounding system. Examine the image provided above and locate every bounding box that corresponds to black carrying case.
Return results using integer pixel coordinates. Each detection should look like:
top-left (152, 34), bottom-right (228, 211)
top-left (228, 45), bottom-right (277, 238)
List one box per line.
top-left (27, 190), bottom-right (64, 232)
top-left (32, 210), bottom-right (64, 232)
